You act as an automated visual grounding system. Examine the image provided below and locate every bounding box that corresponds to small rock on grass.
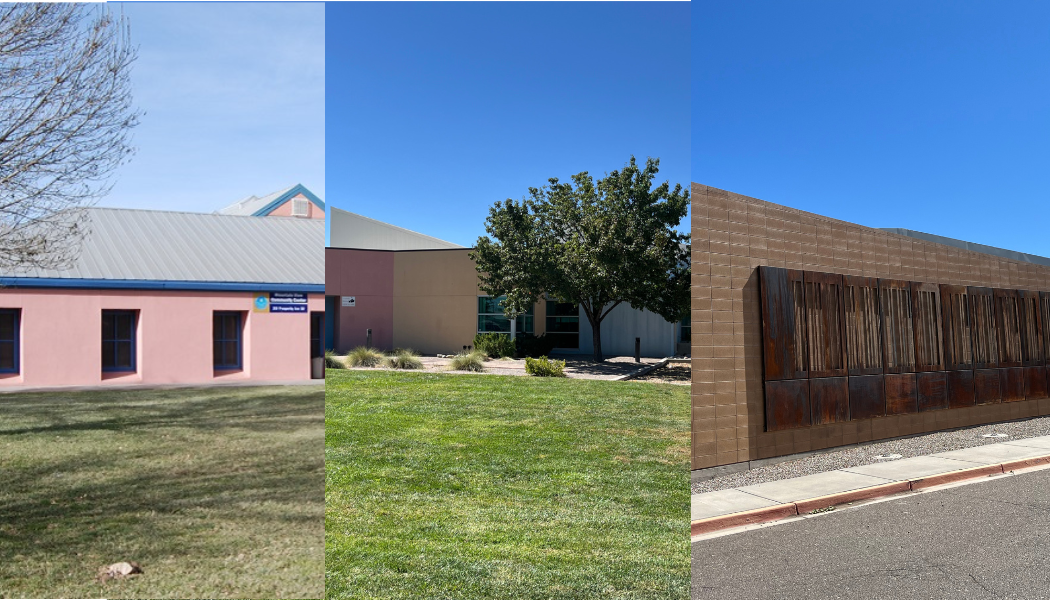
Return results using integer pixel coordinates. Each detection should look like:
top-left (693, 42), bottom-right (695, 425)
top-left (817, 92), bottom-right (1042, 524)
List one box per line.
top-left (97, 561), bottom-right (142, 582)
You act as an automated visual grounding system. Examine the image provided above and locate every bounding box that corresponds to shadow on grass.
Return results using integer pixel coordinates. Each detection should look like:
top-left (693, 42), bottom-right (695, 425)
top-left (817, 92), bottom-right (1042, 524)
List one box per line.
top-left (0, 386), bottom-right (324, 575)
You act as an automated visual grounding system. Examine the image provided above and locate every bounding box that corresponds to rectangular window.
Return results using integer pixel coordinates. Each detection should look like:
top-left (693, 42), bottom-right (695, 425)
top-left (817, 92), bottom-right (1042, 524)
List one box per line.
top-left (545, 300), bottom-right (580, 349)
top-left (213, 311), bottom-right (243, 370)
top-left (0, 309), bottom-right (20, 374)
top-left (679, 316), bottom-right (691, 343)
top-left (477, 296), bottom-right (533, 337)
top-left (102, 310), bottom-right (137, 372)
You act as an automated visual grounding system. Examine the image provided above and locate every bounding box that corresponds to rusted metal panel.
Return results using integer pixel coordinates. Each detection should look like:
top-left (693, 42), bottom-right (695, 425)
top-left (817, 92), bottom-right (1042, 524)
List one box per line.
top-left (885, 373), bottom-right (919, 415)
top-left (843, 275), bottom-right (884, 376)
top-left (759, 266), bottom-right (807, 381)
top-left (1000, 367), bottom-right (1025, 402)
top-left (1041, 293), bottom-right (1050, 364)
top-left (849, 374), bottom-right (885, 420)
top-left (974, 368), bottom-right (1002, 404)
top-left (940, 284), bottom-right (973, 371)
top-left (803, 271), bottom-right (848, 378)
top-left (994, 289), bottom-right (1023, 369)
top-left (879, 279), bottom-right (916, 374)
top-left (1024, 366), bottom-right (1048, 400)
top-left (765, 379), bottom-right (811, 431)
top-left (911, 281), bottom-right (944, 372)
top-left (946, 369), bottom-right (976, 409)
top-left (968, 287), bottom-right (1000, 370)
top-left (810, 377), bottom-right (850, 425)
top-left (1018, 290), bottom-right (1044, 368)
top-left (917, 371), bottom-right (948, 412)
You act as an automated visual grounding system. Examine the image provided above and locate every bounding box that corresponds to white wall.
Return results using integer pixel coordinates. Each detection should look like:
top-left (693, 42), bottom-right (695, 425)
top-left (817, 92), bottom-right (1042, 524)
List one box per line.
top-left (572, 303), bottom-right (677, 358)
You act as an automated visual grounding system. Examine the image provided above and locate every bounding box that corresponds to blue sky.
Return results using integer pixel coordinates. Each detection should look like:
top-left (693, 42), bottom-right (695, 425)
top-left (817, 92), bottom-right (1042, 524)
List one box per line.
top-left (326, 2), bottom-right (690, 247)
top-left (104, 2), bottom-right (324, 213)
top-left (695, 1), bottom-right (1050, 256)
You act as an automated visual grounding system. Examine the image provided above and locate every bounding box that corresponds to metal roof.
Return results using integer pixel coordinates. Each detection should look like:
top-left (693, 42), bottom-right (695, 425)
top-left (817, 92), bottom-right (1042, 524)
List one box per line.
top-left (880, 228), bottom-right (1050, 268)
top-left (328, 207), bottom-right (463, 250)
top-left (218, 184), bottom-right (326, 217)
top-left (0, 207), bottom-right (324, 288)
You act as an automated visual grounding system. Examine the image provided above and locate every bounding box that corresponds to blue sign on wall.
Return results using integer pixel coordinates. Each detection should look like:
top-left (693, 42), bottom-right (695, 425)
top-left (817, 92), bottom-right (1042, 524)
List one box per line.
top-left (269, 292), bottom-right (308, 313)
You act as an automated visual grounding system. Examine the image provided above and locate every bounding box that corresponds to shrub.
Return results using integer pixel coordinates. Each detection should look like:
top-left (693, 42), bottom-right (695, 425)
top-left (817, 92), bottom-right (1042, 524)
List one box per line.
top-left (387, 349), bottom-right (423, 370)
top-left (324, 350), bottom-right (346, 369)
top-left (517, 333), bottom-right (558, 358)
top-left (473, 333), bottom-right (516, 358)
top-left (525, 356), bottom-right (566, 377)
top-left (347, 346), bottom-right (384, 367)
top-left (448, 350), bottom-right (486, 372)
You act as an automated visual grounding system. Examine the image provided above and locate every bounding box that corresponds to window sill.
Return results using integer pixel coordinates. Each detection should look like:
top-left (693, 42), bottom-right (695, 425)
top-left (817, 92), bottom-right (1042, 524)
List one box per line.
top-left (102, 371), bottom-right (140, 382)
top-left (214, 368), bottom-right (247, 380)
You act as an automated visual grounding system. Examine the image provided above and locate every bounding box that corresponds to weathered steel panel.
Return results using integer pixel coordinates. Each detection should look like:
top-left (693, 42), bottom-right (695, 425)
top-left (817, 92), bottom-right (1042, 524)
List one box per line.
top-left (885, 372), bottom-right (919, 415)
top-left (879, 279), bottom-right (916, 374)
top-left (969, 287), bottom-right (1000, 370)
top-left (1018, 290), bottom-right (1044, 368)
top-left (848, 374), bottom-right (886, 420)
top-left (974, 368), bottom-right (1002, 404)
top-left (917, 371), bottom-right (948, 412)
top-left (946, 369), bottom-right (976, 409)
top-left (940, 284), bottom-right (973, 371)
top-left (844, 275), bottom-right (884, 376)
top-left (810, 377), bottom-right (850, 425)
top-left (765, 379), bottom-right (811, 431)
top-left (1024, 366), bottom-right (1048, 400)
top-left (911, 281), bottom-right (944, 372)
top-left (759, 266), bottom-right (806, 381)
top-left (1000, 367), bottom-right (1025, 402)
top-left (995, 289), bottom-right (1023, 369)
top-left (803, 271), bottom-right (848, 378)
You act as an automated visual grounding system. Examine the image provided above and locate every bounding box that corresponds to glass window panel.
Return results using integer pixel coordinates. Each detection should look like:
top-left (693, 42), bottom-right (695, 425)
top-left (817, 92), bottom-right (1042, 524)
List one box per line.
top-left (213, 341), bottom-right (224, 366)
top-left (101, 341), bottom-right (115, 368)
top-left (0, 342), bottom-right (14, 369)
top-left (115, 314), bottom-right (133, 340)
top-left (115, 342), bottom-right (132, 368)
top-left (478, 314), bottom-right (511, 333)
top-left (224, 315), bottom-right (239, 339)
top-left (223, 342), bottom-right (239, 366)
top-left (0, 314), bottom-right (14, 340)
top-left (102, 314), bottom-right (114, 338)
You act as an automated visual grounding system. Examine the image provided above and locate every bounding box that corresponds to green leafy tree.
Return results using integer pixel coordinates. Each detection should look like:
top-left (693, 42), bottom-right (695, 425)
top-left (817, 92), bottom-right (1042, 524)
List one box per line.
top-left (472, 157), bottom-right (690, 362)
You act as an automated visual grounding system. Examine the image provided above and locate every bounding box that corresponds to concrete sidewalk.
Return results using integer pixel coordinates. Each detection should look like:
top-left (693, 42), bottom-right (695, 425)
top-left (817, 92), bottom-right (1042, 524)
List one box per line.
top-left (692, 435), bottom-right (1050, 536)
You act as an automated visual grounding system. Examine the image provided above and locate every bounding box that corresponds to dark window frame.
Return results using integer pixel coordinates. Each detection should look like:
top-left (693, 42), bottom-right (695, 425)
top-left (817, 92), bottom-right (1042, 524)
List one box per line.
top-left (213, 311), bottom-right (243, 370)
top-left (101, 310), bottom-right (137, 373)
top-left (0, 309), bottom-right (20, 374)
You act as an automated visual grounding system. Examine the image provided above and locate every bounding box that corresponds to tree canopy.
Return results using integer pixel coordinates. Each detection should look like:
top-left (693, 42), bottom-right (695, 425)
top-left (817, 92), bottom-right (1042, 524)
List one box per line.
top-left (472, 156), bottom-right (690, 362)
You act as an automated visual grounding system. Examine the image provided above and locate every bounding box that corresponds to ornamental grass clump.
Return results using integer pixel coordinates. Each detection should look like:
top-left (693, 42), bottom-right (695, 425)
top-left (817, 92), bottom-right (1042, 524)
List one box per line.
top-left (347, 346), bottom-right (384, 368)
top-left (324, 350), bottom-right (346, 369)
top-left (525, 355), bottom-right (566, 377)
top-left (448, 350), bottom-right (486, 372)
top-left (386, 349), bottom-right (423, 370)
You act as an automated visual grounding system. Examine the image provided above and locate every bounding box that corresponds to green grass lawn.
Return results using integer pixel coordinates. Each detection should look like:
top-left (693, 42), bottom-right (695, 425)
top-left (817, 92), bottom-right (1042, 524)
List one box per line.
top-left (0, 385), bottom-right (324, 599)
top-left (325, 370), bottom-right (690, 599)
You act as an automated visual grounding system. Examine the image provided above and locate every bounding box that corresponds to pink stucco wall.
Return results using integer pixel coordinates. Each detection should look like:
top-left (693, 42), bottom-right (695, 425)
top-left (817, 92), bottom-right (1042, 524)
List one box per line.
top-left (0, 289), bottom-right (324, 388)
top-left (324, 248), bottom-right (394, 351)
top-left (268, 193), bottom-right (324, 219)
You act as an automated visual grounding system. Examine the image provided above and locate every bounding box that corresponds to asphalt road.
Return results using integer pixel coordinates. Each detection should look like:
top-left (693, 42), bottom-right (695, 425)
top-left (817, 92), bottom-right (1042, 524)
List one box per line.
top-left (692, 468), bottom-right (1050, 599)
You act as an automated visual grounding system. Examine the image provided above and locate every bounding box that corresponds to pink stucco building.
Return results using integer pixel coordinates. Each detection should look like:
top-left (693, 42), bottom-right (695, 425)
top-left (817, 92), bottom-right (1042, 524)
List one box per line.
top-left (0, 185), bottom-right (325, 389)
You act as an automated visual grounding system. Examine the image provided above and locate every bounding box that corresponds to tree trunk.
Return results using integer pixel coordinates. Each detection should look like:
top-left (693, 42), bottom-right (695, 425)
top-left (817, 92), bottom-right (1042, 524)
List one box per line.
top-left (589, 313), bottom-right (604, 362)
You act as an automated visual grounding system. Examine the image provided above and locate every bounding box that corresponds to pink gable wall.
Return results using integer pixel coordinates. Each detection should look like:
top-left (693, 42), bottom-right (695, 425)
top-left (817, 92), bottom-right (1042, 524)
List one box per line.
top-left (0, 289), bottom-right (324, 388)
top-left (325, 248), bottom-right (394, 351)
top-left (268, 193), bottom-right (324, 219)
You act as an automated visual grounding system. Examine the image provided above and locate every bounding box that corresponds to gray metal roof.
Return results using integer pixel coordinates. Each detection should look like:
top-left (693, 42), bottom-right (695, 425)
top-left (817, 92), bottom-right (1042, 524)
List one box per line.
top-left (328, 207), bottom-right (463, 250)
top-left (1, 207), bottom-right (323, 285)
top-left (218, 185), bottom-right (297, 216)
top-left (880, 228), bottom-right (1050, 268)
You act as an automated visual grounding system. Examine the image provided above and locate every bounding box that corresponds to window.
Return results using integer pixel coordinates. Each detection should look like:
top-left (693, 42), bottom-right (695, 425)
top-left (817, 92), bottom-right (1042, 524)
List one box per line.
top-left (477, 296), bottom-right (533, 337)
top-left (679, 316), bottom-right (691, 343)
top-left (102, 310), bottom-right (137, 372)
top-left (213, 312), bottom-right (243, 370)
top-left (545, 300), bottom-right (580, 349)
top-left (0, 309), bottom-right (19, 373)
top-left (291, 198), bottom-right (309, 217)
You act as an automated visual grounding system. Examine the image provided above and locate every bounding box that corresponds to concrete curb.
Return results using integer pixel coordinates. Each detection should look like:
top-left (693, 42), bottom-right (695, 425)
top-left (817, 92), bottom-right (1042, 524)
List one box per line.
top-left (691, 457), bottom-right (1049, 537)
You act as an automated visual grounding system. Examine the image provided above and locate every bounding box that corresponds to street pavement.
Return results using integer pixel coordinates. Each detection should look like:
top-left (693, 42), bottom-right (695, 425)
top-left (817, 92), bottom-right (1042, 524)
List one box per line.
top-left (692, 467), bottom-right (1050, 599)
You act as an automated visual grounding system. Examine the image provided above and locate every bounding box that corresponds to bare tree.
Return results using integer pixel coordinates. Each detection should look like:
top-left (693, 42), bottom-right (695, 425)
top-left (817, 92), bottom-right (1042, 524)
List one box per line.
top-left (0, 4), bottom-right (139, 270)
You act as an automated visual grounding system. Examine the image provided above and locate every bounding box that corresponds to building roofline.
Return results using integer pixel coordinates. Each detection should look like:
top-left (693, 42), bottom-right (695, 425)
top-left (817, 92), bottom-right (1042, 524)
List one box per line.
top-left (0, 277), bottom-right (324, 293)
top-left (252, 183), bottom-right (326, 216)
top-left (330, 207), bottom-right (464, 248)
top-left (880, 228), bottom-right (1050, 268)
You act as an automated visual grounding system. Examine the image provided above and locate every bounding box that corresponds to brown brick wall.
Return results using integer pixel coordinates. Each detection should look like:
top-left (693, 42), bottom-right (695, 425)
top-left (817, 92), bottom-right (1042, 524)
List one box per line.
top-left (692, 183), bottom-right (1050, 470)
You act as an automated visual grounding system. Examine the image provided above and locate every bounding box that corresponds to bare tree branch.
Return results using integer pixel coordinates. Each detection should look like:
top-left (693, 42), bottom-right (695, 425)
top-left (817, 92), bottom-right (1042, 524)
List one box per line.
top-left (0, 4), bottom-right (139, 270)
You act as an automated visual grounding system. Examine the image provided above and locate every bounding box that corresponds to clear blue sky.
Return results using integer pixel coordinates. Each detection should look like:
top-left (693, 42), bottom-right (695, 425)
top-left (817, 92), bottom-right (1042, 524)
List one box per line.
top-left (104, 2), bottom-right (324, 213)
top-left (695, 2), bottom-right (1050, 256)
top-left (326, 2), bottom-right (690, 247)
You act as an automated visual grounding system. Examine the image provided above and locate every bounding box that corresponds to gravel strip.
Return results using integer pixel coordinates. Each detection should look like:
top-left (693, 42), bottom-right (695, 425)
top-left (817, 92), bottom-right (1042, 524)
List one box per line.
top-left (691, 415), bottom-right (1050, 495)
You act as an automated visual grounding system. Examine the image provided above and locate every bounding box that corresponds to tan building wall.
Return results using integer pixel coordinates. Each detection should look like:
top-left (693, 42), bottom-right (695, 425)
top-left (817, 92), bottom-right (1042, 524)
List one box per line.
top-left (692, 183), bottom-right (1050, 471)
